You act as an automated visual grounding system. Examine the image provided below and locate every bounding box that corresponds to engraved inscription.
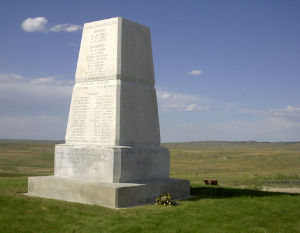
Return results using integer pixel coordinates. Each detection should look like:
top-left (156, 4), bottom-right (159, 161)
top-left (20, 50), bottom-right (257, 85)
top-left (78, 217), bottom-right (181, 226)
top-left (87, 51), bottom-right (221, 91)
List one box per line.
top-left (54, 147), bottom-right (113, 181)
top-left (86, 29), bottom-right (108, 77)
top-left (65, 80), bottom-right (117, 145)
top-left (75, 18), bottom-right (119, 82)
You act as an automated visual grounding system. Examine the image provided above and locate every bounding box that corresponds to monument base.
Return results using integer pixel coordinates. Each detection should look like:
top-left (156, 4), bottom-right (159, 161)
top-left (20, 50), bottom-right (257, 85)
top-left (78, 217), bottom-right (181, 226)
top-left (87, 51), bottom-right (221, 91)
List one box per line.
top-left (27, 176), bottom-right (190, 208)
top-left (54, 144), bottom-right (170, 183)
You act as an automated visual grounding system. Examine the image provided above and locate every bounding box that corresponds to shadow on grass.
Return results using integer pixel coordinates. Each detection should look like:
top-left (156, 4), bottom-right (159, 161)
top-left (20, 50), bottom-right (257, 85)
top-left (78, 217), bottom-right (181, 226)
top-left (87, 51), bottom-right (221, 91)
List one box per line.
top-left (188, 185), bottom-right (300, 201)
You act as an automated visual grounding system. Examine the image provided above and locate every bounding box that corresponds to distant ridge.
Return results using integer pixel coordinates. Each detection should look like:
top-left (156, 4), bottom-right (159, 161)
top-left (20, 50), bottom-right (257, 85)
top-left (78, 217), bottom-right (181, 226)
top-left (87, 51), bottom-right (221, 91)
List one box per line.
top-left (163, 141), bottom-right (300, 145)
top-left (0, 139), bottom-right (64, 143)
top-left (1, 139), bottom-right (299, 145)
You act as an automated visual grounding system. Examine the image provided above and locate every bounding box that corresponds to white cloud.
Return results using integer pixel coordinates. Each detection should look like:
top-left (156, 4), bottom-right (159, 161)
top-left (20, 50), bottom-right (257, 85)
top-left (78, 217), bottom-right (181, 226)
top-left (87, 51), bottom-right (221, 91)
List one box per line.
top-left (21, 17), bottom-right (82, 33)
top-left (238, 105), bottom-right (300, 124)
top-left (50, 24), bottom-right (82, 32)
top-left (186, 104), bottom-right (197, 111)
top-left (187, 69), bottom-right (203, 76)
top-left (28, 76), bottom-right (73, 86)
top-left (0, 73), bottom-right (25, 83)
top-left (0, 115), bottom-right (67, 140)
top-left (269, 105), bottom-right (300, 119)
top-left (21, 17), bottom-right (48, 32)
top-left (160, 101), bottom-right (300, 142)
top-left (29, 76), bottom-right (57, 85)
top-left (157, 89), bottom-right (210, 112)
top-left (0, 73), bottom-right (73, 140)
top-left (162, 116), bottom-right (300, 142)
top-left (160, 93), bottom-right (171, 99)
top-left (67, 42), bottom-right (77, 47)
top-left (0, 73), bottom-right (73, 86)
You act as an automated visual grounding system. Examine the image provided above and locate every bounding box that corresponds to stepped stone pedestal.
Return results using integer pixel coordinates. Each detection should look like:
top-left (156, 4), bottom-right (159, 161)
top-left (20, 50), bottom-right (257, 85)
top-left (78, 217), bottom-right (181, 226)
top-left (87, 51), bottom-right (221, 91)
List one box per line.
top-left (27, 17), bottom-right (190, 208)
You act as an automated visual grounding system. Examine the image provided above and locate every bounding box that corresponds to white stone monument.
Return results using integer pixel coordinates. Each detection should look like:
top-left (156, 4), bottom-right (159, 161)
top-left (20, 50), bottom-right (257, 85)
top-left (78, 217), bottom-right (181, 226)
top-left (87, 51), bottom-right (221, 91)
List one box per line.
top-left (27, 17), bottom-right (190, 208)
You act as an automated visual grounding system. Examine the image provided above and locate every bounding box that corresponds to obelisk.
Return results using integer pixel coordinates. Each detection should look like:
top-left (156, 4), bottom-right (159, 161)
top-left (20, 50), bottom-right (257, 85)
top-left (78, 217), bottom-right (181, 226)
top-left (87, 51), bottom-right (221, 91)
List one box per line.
top-left (28, 17), bottom-right (190, 208)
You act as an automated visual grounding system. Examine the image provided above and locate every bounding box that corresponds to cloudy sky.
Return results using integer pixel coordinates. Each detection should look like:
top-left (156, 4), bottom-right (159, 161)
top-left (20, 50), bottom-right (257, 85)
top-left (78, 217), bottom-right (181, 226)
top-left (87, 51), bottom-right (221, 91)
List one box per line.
top-left (1, 0), bottom-right (300, 142)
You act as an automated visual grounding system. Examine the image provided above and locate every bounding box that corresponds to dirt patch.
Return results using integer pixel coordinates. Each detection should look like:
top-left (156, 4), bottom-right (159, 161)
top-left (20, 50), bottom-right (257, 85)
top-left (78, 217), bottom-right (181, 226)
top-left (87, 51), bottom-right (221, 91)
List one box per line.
top-left (262, 186), bottom-right (300, 194)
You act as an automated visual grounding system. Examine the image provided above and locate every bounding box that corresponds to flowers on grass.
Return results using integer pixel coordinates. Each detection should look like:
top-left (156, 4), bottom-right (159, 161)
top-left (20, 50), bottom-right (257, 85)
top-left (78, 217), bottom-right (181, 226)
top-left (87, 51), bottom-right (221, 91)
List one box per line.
top-left (155, 192), bottom-right (177, 206)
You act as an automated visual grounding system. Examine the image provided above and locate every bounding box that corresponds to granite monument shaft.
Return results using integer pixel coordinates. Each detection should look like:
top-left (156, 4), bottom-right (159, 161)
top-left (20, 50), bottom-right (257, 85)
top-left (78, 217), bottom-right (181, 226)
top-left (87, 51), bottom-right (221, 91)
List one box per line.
top-left (28, 17), bottom-right (189, 208)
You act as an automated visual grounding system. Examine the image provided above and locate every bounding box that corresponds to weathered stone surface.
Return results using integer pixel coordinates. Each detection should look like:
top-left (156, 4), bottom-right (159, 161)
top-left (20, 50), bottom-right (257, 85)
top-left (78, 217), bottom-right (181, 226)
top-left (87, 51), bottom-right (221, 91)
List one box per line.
top-left (75, 18), bottom-right (120, 83)
top-left (27, 17), bottom-right (190, 208)
top-left (65, 80), bottom-right (117, 145)
top-left (65, 80), bottom-right (160, 146)
top-left (118, 81), bottom-right (160, 146)
top-left (54, 144), bottom-right (169, 182)
top-left (75, 17), bottom-right (154, 86)
top-left (28, 176), bottom-right (190, 208)
top-left (120, 18), bottom-right (155, 86)
top-left (65, 17), bottom-right (160, 147)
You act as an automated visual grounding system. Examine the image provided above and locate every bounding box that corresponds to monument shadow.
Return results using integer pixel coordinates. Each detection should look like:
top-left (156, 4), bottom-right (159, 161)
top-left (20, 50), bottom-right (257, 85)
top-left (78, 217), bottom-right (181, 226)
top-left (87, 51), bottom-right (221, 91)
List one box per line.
top-left (188, 185), bottom-right (300, 201)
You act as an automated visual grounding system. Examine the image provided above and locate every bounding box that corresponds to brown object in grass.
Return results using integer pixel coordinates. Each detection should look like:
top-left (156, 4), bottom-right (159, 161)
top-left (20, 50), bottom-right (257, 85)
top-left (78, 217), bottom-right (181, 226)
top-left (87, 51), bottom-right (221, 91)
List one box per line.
top-left (204, 179), bottom-right (218, 185)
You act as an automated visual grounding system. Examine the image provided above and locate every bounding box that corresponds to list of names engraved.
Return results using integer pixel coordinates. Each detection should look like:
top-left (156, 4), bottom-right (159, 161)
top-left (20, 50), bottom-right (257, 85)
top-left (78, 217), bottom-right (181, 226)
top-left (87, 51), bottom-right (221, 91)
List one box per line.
top-left (75, 18), bottom-right (119, 82)
top-left (65, 80), bottom-right (117, 145)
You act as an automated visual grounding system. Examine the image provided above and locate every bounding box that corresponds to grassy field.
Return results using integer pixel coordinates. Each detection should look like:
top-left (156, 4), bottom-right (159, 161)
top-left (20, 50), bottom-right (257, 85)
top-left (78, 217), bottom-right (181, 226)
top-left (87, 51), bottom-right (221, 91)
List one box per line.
top-left (0, 140), bottom-right (300, 233)
top-left (165, 141), bottom-right (300, 189)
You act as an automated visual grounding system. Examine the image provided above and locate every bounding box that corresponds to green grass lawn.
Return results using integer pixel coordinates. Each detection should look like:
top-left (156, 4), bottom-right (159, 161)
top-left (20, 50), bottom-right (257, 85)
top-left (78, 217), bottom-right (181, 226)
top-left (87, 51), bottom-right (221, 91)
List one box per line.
top-left (0, 140), bottom-right (300, 233)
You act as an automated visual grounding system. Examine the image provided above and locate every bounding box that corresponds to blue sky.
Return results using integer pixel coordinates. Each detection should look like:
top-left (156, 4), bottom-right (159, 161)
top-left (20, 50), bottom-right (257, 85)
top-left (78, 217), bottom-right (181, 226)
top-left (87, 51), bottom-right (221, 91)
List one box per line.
top-left (0, 0), bottom-right (300, 142)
